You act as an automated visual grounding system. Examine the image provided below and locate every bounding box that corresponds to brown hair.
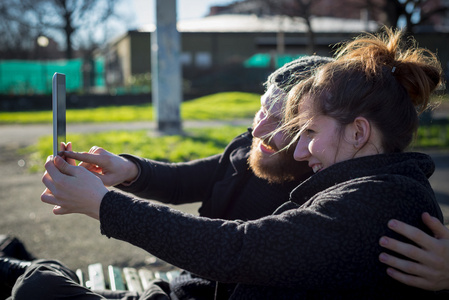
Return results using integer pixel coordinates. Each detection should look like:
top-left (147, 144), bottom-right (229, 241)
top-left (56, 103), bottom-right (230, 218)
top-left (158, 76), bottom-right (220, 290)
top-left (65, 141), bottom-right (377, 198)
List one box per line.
top-left (284, 27), bottom-right (443, 153)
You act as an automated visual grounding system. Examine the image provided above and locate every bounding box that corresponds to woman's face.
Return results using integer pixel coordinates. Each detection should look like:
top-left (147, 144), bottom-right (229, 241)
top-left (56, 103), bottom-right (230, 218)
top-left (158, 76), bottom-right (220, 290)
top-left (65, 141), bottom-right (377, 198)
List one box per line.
top-left (293, 98), bottom-right (356, 173)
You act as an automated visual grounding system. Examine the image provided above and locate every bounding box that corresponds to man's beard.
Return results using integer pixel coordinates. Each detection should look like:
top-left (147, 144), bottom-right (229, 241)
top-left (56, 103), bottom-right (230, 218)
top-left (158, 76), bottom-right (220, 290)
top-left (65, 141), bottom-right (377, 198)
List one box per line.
top-left (248, 137), bottom-right (310, 184)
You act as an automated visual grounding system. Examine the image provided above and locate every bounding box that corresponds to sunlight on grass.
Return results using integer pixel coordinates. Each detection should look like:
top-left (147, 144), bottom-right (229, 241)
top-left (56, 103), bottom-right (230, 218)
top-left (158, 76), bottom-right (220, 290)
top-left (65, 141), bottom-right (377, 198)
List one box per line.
top-left (0, 92), bottom-right (260, 124)
top-left (182, 92), bottom-right (260, 120)
top-left (17, 121), bottom-right (449, 173)
top-left (413, 124), bottom-right (449, 149)
top-left (22, 125), bottom-right (249, 172)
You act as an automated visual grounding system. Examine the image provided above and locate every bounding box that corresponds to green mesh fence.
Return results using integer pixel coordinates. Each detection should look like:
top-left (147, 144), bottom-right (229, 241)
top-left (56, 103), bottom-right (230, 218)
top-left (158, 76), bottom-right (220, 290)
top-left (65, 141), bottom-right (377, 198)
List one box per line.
top-left (243, 53), bottom-right (307, 69)
top-left (0, 58), bottom-right (104, 95)
top-left (274, 54), bottom-right (307, 69)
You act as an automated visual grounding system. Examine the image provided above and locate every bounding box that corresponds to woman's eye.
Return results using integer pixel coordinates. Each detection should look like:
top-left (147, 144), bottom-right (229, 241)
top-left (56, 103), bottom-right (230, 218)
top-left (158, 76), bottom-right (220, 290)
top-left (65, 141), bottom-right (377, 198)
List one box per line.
top-left (304, 129), bottom-right (315, 136)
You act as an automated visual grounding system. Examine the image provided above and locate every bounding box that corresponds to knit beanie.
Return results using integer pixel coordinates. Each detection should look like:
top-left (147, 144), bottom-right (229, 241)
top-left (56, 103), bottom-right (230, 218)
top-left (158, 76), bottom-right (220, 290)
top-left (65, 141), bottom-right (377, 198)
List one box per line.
top-left (265, 55), bottom-right (334, 95)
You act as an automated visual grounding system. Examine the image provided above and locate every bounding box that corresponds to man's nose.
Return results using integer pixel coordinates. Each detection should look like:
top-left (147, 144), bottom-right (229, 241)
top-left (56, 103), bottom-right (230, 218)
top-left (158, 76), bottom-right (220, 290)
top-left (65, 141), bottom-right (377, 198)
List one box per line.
top-left (252, 117), bottom-right (271, 138)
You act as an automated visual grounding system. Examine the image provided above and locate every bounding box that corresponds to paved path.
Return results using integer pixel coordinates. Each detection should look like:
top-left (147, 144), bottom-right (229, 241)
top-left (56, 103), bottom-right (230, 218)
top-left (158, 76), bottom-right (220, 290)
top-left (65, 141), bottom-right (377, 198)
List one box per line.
top-left (0, 119), bottom-right (253, 148)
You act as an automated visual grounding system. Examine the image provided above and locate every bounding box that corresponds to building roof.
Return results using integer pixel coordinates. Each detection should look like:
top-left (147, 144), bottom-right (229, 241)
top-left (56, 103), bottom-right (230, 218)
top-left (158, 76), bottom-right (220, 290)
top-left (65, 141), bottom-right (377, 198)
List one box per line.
top-left (138, 14), bottom-right (379, 33)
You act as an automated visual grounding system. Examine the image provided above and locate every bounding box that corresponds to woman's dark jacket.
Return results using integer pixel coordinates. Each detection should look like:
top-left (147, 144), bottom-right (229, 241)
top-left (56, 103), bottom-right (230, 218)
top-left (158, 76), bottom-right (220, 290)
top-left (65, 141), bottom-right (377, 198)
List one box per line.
top-left (106, 149), bottom-right (443, 298)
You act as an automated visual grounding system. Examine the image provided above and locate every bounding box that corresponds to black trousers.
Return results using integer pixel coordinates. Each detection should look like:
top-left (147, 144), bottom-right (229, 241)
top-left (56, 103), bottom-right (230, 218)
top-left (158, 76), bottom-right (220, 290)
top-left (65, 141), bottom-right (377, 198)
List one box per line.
top-left (9, 260), bottom-right (171, 300)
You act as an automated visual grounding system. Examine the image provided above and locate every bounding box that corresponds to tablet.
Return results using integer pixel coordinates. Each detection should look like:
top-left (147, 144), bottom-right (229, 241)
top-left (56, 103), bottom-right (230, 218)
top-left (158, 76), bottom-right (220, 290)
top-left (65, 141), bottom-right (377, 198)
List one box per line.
top-left (52, 73), bottom-right (66, 157)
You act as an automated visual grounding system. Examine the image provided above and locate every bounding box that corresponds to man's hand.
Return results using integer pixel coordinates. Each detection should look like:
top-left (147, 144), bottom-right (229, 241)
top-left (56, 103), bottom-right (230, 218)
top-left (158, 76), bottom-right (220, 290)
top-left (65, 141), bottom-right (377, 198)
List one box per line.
top-left (379, 212), bottom-right (449, 291)
top-left (59, 142), bottom-right (76, 166)
top-left (41, 155), bottom-right (108, 219)
top-left (63, 146), bottom-right (139, 187)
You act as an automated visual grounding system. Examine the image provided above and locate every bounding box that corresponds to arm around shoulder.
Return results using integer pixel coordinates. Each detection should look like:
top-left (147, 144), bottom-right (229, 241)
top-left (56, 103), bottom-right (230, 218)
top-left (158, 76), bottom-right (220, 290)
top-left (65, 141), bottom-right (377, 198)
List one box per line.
top-left (379, 213), bottom-right (449, 291)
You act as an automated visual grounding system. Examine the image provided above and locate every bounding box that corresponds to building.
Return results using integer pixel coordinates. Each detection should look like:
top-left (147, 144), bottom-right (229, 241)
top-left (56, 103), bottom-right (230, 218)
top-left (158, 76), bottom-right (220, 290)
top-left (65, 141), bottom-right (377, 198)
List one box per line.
top-left (100, 14), bottom-right (379, 96)
top-left (99, 5), bottom-right (449, 96)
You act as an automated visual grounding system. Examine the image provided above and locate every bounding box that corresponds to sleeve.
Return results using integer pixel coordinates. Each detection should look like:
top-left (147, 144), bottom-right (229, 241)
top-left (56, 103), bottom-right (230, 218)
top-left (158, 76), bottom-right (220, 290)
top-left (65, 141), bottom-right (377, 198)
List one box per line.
top-left (100, 174), bottom-right (440, 290)
top-left (100, 190), bottom-right (353, 289)
top-left (114, 153), bottom-right (222, 205)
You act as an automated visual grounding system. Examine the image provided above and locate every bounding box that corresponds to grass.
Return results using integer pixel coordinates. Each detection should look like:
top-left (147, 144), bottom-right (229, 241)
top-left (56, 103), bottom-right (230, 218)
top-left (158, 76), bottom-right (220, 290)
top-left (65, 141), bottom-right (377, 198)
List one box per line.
top-left (22, 126), bottom-right (249, 172)
top-left (6, 91), bottom-right (449, 172)
top-left (23, 121), bottom-right (449, 173)
top-left (0, 92), bottom-right (261, 124)
top-left (7, 91), bottom-right (259, 172)
top-left (414, 124), bottom-right (449, 149)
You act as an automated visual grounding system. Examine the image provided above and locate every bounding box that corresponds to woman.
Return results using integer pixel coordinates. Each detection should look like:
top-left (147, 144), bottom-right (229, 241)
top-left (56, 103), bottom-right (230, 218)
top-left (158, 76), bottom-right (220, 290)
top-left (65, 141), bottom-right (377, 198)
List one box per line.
top-left (31, 27), bottom-right (443, 299)
top-left (280, 25), bottom-right (445, 294)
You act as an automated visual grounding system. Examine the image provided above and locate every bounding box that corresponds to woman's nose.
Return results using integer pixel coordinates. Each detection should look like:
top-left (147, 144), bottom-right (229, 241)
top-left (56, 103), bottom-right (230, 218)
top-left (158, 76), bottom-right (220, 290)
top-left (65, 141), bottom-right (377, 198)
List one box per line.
top-left (293, 137), bottom-right (310, 161)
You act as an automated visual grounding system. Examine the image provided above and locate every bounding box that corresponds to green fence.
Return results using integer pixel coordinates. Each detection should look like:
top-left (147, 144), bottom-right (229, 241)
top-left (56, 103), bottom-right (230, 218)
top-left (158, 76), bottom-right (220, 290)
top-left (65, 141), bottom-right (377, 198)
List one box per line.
top-left (244, 53), bottom-right (307, 69)
top-left (0, 58), bottom-right (104, 95)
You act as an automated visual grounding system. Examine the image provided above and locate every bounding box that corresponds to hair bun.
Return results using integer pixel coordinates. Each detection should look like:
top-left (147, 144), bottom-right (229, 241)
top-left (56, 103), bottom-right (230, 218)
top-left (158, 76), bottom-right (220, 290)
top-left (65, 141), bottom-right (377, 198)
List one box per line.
top-left (335, 27), bottom-right (443, 113)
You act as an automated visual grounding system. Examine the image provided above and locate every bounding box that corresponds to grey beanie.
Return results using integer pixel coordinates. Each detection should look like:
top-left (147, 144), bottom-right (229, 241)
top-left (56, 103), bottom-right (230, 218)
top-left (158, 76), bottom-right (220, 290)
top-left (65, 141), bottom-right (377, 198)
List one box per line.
top-left (266, 55), bottom-right (334, 94)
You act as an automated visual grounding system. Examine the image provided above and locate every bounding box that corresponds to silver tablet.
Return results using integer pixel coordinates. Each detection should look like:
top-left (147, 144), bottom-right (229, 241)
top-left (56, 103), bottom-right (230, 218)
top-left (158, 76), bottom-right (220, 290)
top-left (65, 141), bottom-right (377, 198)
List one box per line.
top-left (52, 73), bottom-right (66, 157)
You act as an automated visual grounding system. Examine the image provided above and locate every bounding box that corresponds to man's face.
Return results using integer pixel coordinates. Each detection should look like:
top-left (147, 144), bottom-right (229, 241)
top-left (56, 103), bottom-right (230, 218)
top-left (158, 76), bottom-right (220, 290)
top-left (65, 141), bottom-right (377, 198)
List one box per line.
top-left (249, 85), bottom-right (311, 183)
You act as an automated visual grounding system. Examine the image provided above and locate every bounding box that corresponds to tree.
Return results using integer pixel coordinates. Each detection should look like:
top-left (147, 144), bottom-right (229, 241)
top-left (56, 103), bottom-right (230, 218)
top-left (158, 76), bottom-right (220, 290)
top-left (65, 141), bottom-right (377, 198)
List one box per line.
top-left (231, 0), bottom-right (367, 54)
top-left (234, 0), bottom-right (321, 55)
top-left (391, 0), bottom-right (448, 33)
top-left (351, 0), bottom-right (449, 33)
top-left (0, 0), bottom-right (124, 59)
top-left (264, 0), bottom-right (317, 55)
top-left (0, 1), bottom-right (39, 59)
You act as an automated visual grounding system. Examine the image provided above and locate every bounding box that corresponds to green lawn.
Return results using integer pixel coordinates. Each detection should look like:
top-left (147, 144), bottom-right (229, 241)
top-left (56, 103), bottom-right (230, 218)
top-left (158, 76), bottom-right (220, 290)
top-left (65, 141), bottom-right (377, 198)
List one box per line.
top-left (22, 126), bottom-right (249, 172)
top-left (12, 92), bottom-right (260, 171)
top-left (0, 92), bottom-right (261, 124)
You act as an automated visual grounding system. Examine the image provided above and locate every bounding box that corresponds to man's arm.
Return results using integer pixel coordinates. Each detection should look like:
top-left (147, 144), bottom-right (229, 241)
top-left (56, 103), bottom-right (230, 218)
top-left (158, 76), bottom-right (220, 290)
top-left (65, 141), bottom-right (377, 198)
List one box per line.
top-left (116, 153), bottom-right (222, 205)
top-left (64, 146), bottom-right (222, 205)
top-left (63, 147), bottom-right (139, 186)
top-left (379, 212), bottom-right (449, 291)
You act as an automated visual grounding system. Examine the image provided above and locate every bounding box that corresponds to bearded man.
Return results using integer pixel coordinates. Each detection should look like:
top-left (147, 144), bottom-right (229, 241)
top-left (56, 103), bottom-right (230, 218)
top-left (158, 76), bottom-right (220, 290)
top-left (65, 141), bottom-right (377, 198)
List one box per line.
top-left (1, 56), bottom-right (331, 300)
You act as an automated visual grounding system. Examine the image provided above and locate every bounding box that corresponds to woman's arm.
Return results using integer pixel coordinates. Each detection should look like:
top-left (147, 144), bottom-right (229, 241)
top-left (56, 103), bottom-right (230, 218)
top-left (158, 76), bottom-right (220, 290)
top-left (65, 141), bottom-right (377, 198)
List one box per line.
top-left (42, 155), bottom-right (108, 219)
top-left (379, 212), bottom-right (449, 291)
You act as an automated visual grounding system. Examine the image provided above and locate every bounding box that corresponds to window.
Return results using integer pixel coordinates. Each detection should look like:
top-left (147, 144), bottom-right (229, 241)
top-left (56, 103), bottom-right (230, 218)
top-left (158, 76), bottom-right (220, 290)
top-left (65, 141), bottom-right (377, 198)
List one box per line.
top-left (195, 52), bottom-right (212, 68)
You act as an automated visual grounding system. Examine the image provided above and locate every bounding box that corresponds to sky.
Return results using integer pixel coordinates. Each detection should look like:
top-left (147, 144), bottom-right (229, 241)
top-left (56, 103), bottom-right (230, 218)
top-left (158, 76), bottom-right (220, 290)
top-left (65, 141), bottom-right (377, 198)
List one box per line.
top-left (130, 0), bottom-right (237, 27)
top-left (50, 0), bottom-right (237, 51)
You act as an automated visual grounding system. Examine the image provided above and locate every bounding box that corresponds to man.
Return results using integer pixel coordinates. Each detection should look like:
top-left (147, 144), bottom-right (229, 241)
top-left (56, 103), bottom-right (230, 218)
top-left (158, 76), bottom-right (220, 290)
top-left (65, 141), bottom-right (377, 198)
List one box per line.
top-left (1, 56), bottom-right (332, 300)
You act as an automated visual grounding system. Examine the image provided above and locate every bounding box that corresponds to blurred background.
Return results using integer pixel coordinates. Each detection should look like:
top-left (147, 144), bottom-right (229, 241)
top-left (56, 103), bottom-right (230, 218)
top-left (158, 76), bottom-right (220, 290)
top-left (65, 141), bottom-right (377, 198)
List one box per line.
top-left (0, 0), bottom-right (448, 109)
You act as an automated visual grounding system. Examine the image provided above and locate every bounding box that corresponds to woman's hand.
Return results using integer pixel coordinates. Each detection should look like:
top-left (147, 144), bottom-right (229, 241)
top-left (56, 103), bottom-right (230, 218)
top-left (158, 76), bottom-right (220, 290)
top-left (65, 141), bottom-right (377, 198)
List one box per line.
top-left (379, 212), bottom-right (449, 291)
top-left (41, 155), bottom-right (109, 220)
top-left (63, 146), bottom-right (139, 187)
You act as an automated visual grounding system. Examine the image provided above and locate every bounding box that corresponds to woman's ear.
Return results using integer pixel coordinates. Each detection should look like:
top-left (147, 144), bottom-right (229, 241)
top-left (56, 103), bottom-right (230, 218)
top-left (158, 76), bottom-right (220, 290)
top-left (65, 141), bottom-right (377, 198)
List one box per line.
top-left (349, 117), bottom-right (371, 149)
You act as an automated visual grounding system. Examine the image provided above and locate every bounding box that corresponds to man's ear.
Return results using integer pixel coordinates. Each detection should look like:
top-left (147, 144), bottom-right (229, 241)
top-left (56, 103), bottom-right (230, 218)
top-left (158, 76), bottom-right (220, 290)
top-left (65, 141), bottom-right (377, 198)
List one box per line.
top-left (348, 117), bottom-right (371, 149)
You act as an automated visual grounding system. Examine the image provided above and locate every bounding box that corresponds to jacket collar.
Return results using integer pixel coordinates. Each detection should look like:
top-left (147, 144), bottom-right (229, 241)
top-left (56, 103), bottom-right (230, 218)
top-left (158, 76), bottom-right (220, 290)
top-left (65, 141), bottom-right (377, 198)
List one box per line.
top-left (290, 152), bottom-right (435, 205)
